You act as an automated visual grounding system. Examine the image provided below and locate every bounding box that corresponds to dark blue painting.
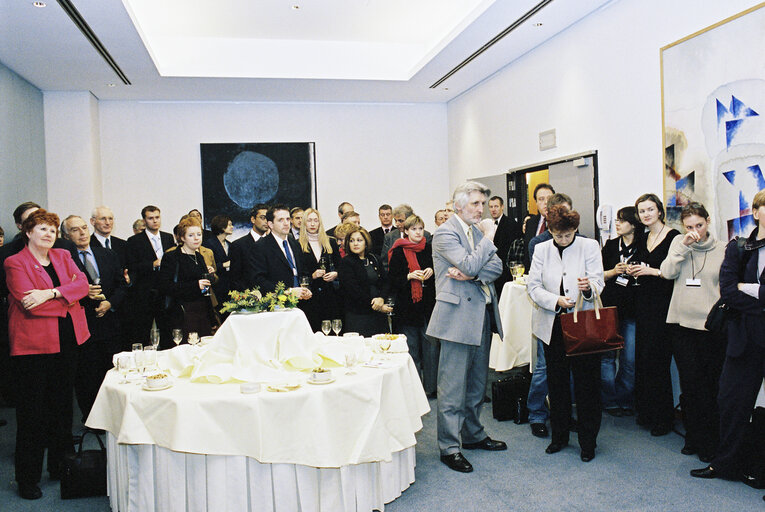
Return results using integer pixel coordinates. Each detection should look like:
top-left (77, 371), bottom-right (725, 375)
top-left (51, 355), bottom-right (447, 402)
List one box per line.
top-left (200, 143), bottom-right (316, 234)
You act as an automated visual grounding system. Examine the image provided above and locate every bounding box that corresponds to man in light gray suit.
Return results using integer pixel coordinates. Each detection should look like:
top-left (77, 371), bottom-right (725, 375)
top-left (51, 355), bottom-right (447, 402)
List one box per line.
top-left (426, 181), bottom-right (506, 473)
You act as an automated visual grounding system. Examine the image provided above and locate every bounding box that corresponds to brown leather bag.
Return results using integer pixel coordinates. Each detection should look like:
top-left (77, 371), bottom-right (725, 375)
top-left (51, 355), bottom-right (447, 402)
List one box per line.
top-left (560, 290), bottom-right (624, 356)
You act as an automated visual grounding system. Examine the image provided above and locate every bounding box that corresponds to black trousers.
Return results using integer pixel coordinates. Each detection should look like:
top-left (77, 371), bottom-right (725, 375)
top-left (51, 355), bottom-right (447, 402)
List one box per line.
top-left (75, 331), bottom-right (121, 422)
top-left (671, 325), bottom-right (725, 456)
top-left (543, 317), bottom-right (602, 451)
top-left (11, 333), bottom-right (77, 484)
top-left (131, 292), bottom-right (171, 349)
top-left (635, 317), bottom-right (675, 427)
top-left (712, 338), bottom-right (765, 476)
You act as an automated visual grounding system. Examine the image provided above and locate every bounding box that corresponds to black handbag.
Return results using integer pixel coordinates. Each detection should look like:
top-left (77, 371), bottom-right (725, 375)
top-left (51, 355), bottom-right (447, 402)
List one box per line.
top-left (491, 365), bottom-right (531, 422)
top-left (60, 430), bottom-right (107, 499)
top-left (704, 298), bottom-right (732, 334)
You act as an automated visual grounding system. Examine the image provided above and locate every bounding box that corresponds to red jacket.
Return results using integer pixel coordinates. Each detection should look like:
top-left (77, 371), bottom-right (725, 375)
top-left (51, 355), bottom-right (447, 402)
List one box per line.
top-left (5, 246), bottom-right (90, 355)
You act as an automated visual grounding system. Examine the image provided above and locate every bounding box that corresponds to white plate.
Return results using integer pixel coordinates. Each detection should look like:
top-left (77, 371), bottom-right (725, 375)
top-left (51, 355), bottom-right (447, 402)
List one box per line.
top-left (307, 377), bottom-right (336, 385)
top-left (142, 381), bottom-right (173, 391)
top-left (266, 383), bottom-right (302, 392)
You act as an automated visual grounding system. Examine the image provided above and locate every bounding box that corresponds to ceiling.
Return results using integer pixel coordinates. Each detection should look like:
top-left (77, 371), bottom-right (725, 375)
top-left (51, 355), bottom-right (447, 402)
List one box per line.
top-left (0, 0), bottom-right (614, 103)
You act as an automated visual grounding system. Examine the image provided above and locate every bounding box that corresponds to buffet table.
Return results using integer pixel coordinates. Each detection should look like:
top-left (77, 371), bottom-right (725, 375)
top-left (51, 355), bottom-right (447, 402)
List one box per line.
top-left (489, 281), bottom-right (534, 371)
top-left (87, 310), bottom-right (430, 512)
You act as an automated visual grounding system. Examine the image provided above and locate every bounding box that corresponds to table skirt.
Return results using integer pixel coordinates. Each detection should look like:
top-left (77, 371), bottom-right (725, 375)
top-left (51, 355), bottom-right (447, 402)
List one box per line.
top-left (106, 434), bottom-right (416, 512)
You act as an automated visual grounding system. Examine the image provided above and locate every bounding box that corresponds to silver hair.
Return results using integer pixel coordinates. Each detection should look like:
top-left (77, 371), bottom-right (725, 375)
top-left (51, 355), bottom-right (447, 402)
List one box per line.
top-left (392, 204), bottom-right (414, 218)
top-left (61, 214), bottom-right (84, 236)
top-left (91, 206), bottom-right (114, 219)
top-left (453, 181), bottom-right (491, 210)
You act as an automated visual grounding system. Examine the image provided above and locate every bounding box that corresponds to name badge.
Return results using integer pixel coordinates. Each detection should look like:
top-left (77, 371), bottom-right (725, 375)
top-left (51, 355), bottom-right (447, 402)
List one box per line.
top-left (616, 275), bottom-right (629, 287)
top-left (685, 278), bottom-right (701, 287)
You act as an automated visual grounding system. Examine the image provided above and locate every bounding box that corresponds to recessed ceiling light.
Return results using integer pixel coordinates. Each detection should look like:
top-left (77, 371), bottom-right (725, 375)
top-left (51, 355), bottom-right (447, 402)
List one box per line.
top-left (534, 22), bottom-right (543, 27)
top-left (443, 87), bottom-right (449, 91)
top-left (33, 1), bottom-right (46, 7)
top-left (292, 5), bottom-right (300, 9)
top-left (107, 83), bottom-right (116, 87)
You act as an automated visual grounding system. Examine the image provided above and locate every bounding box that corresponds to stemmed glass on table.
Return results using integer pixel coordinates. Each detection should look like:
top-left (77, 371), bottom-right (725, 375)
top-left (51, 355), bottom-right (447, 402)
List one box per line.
top-left (379, 338), bottom-right (392, 360)
top-left (132, 343), bottom-right (144, 378)
top-left (150, 328), bottom-right (160, 350)
top-left (143, 345), bottom-right (157, 373)
top-left (172, 329), bottom-right (183, 347)
top-left (344, 352), bottom-right (358, 375)
top-left (321, 320), bottom-right (332, 336)
top-left (188, 332), bottom-right (199, 347)
top-left (331, 319), bottom-right (342, 336)
top-left (116, 354), bottom-right (132, 384)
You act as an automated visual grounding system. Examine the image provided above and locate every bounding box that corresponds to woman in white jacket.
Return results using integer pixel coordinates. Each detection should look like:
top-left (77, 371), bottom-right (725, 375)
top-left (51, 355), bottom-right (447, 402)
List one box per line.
top-left (527, 206), bottom-right (605, 462)
top-left (660, 202), bottom-right (726, 462)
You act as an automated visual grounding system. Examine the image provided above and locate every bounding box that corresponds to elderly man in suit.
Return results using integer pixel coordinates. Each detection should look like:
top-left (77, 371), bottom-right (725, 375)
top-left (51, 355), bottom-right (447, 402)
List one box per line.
top-left (63, 215), bottom-right (126, 420)
top-left (426, 181), bottom-right (507, 473)
top-left (250, 204), bottom-right (312, 300)
top-left (125, 205), bottom-right (175, 347)
top-left (90, 206), bottom-right (127, 267)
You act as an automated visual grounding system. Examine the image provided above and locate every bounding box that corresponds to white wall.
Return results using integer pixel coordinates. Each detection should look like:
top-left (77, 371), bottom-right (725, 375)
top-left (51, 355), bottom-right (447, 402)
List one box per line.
top-left (90, 101), bottom-right (448, 239)
top-left (447, 0), bottom-right (761, 210)
top-left (0, 62), bottom-right (46, 232)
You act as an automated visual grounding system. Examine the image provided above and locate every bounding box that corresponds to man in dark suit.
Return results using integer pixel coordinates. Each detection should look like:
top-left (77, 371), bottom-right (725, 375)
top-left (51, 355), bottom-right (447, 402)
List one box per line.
top-left (249, 205), bottom-right (312, 301)
top-left (487, 196), bottom-right (522, 298)
top-left (368, 204), bottom-right (393, 257)
top-left (89, 206), bottom-right (127, 268)
top-left (325, 201), bottom-right (354, 238)
top-left (229, 203), bottom-right (269, 291)
top-left (522, 183), bottom-right (555, 270)
top-left (63, 215), bottom-right (126, 420)
top-left (125, 205), bottom-right (175, 347)
top-left (289, 207), bottom-right (303, 240)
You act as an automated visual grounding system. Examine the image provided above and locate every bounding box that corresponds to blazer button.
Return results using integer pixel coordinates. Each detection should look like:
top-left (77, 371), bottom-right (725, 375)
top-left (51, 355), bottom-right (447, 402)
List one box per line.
top-left (467, 297), bottom-right (472, 301)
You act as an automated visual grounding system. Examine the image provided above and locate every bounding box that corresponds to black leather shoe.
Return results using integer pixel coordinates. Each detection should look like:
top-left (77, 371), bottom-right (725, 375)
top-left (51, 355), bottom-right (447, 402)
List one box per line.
top-left (463, 437), bottom-right (507, 451)
top-left (18, 482), bottom-right (42, 500)
top-left (621, 407), bottom-right (635, 416)
top-left (545, 441), bottom-right (568, 454)
top-left (530, 423), bottom-right (549, 438)
top-left (426, 391), bottom-right (437, 400)
top-left (440, 452), bottom-right (473, 473)
top-left (580, 449), bottom-right (595, 462)
top-left (483, 394), bottom-right (492, 404)
top-left (681, 444), bottom-right (697, 456)
top-left (650, 423), bottom-right (672, 436)
top-left (690, 466), bottom-right (718, 479)
top-left (605, 408), bottom-right (623, 417)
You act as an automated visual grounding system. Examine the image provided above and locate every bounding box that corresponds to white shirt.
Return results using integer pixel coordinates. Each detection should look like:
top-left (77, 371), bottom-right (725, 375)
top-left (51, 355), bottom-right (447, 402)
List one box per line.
top-left (250, 230), bottom-right (264, 243)
top-left (741, 246), bottom-right (765, 298)
top-left (272, 232), bottom-right (298, 277)
top-left (146, 231), bottom-right (164, 259)
top-left (94, 232), bottom-right (111, 248)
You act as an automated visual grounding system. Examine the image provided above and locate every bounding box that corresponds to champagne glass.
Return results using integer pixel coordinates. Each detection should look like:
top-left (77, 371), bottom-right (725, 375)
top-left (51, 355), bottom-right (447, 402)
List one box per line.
top-left (321, 320), bottom-right (331, 336)
top-left (300, 276), bottom-right (311, 289)
top-left (150, 328), bottom-right (160, 349)
top-left (508, 261), bottom-right (520, 281)
top-left (172, 329), bottom-right (183, 346)
top-left (188, 332), bottom-right (199, 347)
top-left (630, 261), bottom-right (644, 286)
top-left (332, 319), bottom-right (342, 336)
top-left (385, 297), bottom-right (395, 334)
top-left (515, 263), bottom-right (525, 277)
top-left (117, 354), bottom-right (132, 384)
top-left (345, 352), bottom-right (357, 375)
top-left (202, 273), bottom-right (213, 296)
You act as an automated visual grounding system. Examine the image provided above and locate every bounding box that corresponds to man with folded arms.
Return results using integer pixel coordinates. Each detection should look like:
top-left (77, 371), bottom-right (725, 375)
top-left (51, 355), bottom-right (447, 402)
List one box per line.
top-left (427, 181), bottom-right (506, 473)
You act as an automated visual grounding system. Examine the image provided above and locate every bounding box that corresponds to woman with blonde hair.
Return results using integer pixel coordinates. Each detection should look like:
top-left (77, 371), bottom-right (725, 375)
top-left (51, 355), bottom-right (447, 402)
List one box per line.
top-left (297, 208), bottom-right (341, 331)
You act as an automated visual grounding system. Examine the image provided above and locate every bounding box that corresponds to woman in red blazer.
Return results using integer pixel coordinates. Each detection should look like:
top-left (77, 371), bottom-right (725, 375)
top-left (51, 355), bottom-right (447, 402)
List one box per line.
top-left (4, 209), bottom-right (89, 500)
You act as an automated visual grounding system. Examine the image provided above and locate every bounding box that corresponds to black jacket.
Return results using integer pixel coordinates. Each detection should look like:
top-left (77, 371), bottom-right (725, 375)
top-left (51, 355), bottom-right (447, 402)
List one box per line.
top-left (338, 253), bottom-right (389, 315)
top-left (250, 234), bottom-right (304, 293)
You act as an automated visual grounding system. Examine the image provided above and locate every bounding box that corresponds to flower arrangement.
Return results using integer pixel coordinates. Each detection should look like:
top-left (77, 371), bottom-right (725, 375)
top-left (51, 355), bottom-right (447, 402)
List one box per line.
top-left (220, 282), bottom-right (299, 314)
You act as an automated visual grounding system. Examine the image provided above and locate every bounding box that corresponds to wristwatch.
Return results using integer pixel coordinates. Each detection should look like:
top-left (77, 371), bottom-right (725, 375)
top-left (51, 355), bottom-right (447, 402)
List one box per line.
top-left (656, 269), bottom-right (662, 278)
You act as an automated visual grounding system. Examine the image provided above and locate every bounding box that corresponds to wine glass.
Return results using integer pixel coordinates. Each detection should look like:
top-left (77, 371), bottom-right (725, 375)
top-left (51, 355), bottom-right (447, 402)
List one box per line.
top-left (188, 332), bottom-right (199, 347)
top-left (344, 352), bottom-right (357, 375)
top-left (300, 276), bottom-right (311, 289)
top-left (379, 339), bottom-right (392, 359)
top-left (331, 319), bottom-right (342, 336)
top-left (321, 320), bottom-right (331, 336)
top-left (202, 273), bottom-right (213, 296)
top-left (508, 261), bottom-right (520, 281)
top-left (150, 328), bottom-right (160, 349)
top-left (172, 329), bottom-right (183, 346)
top-left (630, 261), bottom-right (644, 285)
top-left (385, 298), bottom-right (395, 334)
top-left (117, 354), bottom-right (132, 384)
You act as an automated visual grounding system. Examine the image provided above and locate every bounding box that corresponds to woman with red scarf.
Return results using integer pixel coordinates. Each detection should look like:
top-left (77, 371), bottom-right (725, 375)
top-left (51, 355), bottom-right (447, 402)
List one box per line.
top-left (388, 215), bottom-right (438, 398)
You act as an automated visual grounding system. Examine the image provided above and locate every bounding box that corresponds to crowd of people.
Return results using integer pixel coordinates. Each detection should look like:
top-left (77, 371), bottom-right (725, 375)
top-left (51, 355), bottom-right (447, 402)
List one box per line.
top-left (0, 184), bottom-right (763, 500)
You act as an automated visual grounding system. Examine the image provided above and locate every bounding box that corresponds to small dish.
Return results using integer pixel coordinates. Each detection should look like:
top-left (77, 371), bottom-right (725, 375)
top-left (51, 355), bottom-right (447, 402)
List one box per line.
top-left (142, 381), bottom-right (173, 391)
top-left (307, 377), bottom-right (336, 385)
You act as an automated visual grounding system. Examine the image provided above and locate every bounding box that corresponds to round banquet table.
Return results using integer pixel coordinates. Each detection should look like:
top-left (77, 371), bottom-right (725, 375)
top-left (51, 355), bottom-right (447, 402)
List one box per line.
top-left (87, 350), bottom-right (429, 512)
top-left (490, 280), bottom-right (535, 371)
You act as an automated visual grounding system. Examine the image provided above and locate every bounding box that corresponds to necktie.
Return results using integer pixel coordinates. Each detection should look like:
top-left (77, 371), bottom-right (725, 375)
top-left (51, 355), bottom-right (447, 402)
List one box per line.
top-left (466, 228), bottom-right (491, 303)
top-left (152, 236), bottom-right (162, 257)
top-left (80, 251), bottom-right (99, 282)
top-left (384, 228), bottom-right (389, 234)
top-left (538, 218), bottom-right (547, 236)
top-left (105, 238), bottom-right (111, 250)
top-left (283, 240), bottom-right (299, 287)
top-left (494, 220), bottom-right (499, 226)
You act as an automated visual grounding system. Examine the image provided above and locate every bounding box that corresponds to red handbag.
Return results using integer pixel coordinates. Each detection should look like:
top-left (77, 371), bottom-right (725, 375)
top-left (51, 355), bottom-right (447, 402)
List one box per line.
top-left (560, 290), bottom-right (624, 357)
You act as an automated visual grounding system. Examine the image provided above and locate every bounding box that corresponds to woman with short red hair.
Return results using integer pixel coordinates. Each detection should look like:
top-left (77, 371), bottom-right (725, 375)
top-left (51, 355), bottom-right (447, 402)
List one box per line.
top-left (4, 209), bottom-right (89, 500)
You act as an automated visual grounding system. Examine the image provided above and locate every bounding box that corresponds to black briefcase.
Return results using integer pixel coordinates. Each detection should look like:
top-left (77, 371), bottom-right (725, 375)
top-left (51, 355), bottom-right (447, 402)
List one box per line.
top-left (491, 365), bottom-right (531, 422)
top-left (60, 430), bottom-right (107, 499)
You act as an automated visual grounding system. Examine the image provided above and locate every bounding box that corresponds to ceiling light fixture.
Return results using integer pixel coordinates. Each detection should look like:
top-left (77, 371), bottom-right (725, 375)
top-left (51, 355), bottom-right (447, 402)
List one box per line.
top-left (107, 83), bottom-right (116, 87)
top-left (292, 5), bottom-right (300, 9)
top-left (534, 22), bottom-right (543, 27)
top-left (33, 1), bottom-right (46, 7)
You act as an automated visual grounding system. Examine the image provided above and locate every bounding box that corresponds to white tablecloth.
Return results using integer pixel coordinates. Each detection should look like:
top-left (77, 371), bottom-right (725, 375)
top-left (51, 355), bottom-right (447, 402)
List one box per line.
top-left (490, 281), bottom-right (534, 371)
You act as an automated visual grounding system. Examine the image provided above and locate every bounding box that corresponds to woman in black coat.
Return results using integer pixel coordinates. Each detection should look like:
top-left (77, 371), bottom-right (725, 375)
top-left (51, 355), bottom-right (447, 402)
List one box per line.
top-left (159, 218), bottom-right (217, 342)
top-left (338, 226), bottom-right (391, 337)
top-left (296, 208), bottom-right (342, 332)
top-left (202, 215), bottom-right (233, 303)
top-left (388, 215), bottom-right (437, 395)
top-left (691, 189), bottom-right (765, 481)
